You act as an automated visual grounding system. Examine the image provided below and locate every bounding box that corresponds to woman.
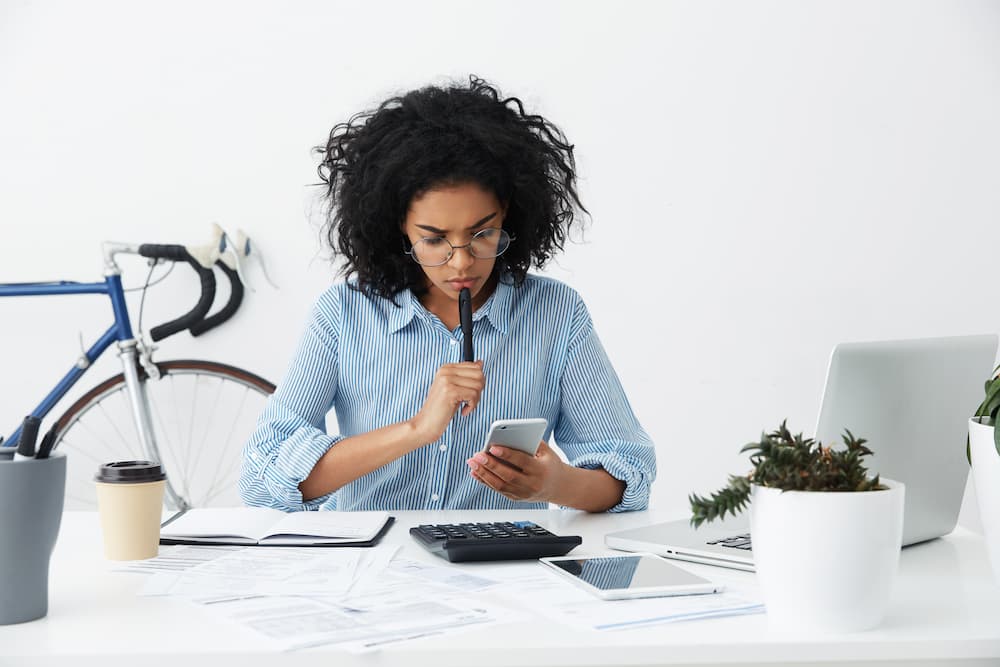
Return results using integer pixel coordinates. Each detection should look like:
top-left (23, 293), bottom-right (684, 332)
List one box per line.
top-left (240, 75), bottom-right (656, 512)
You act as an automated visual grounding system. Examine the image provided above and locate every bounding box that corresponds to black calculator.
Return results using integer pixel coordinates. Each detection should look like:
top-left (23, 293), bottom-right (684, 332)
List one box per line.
top-left (409, 521), bottom-right (582, 563)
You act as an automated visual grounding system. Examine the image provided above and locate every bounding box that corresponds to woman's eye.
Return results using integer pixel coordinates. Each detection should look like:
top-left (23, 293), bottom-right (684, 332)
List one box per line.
top-left (423, 237), bottom-right (447, 246)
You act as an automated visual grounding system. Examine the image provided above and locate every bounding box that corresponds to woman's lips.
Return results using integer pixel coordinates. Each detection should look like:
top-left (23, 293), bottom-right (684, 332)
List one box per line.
top-left (448, 279), bottom-right (477, 291)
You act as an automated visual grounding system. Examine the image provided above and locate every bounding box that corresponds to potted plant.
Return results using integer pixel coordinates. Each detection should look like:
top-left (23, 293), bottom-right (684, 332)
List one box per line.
top-left (690, 421), bottom-right (905, 633)
top-left (969, 363), bottom-right (1000, 584)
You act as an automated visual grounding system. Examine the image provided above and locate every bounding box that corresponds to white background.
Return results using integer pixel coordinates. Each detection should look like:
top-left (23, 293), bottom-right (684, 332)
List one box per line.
top-left (1, 0), bottom-right (998, 529)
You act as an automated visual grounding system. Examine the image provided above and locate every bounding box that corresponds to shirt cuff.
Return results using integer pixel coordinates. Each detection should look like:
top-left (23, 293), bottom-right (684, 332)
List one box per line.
top-left (568, 452), bottom-right (652, 513)
top-left (265, 432), bottom-right (342, 511)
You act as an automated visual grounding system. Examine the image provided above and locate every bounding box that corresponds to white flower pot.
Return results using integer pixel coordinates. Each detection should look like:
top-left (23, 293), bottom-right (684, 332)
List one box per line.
top-left (969, 417), bottom-right (1000, 584)
top-left (749, 479), bottom-right (905, 633)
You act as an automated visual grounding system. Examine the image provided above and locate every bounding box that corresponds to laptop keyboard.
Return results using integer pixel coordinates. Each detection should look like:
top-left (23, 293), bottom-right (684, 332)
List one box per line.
top-left (706, 533), bottom-right (752, 550)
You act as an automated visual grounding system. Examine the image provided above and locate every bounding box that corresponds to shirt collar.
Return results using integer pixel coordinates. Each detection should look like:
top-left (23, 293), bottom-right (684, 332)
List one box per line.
top-left (479, 275), bottom-right (513, 335)
top-left (386, 290), bottom-right (418, 333)
top-left (386, 274), bottom-right (514, 335)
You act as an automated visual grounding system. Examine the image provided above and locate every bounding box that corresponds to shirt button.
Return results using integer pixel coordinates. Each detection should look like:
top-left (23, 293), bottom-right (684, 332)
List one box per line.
top-left (450, 339), bottom-right (458, 345)
top-left (431, 493), bottom-right (440, 501)
top-left (439, 444), bottom-right (447, 452)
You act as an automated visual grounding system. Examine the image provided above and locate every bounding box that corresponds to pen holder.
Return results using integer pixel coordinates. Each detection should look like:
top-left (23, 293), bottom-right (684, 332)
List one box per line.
top-left (0, 452), bottom-right (66, 624)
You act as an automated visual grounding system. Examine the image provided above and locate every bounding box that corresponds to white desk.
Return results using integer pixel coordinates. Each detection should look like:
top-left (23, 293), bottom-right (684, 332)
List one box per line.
top-left (2, 509), bottom-right (999, 667)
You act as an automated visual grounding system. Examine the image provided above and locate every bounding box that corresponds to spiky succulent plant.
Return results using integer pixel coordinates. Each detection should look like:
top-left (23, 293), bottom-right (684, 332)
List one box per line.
top-left (689, 421), bottom-right (884, 528)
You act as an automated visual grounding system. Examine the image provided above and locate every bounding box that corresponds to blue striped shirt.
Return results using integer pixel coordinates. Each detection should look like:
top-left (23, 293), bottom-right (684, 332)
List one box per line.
top-left (239, 273), bottom-right (656, 512)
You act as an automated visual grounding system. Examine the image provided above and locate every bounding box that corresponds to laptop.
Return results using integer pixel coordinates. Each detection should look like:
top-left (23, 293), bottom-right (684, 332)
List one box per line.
top-left (606, 334), bottom-right (1000, 572)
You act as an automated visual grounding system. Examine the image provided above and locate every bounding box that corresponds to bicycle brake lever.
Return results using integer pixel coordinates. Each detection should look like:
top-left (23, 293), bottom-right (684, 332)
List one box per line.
top-left (235, 228), bottom-right (279, 290)
top-left (219, 227), bottom-right (252, 293)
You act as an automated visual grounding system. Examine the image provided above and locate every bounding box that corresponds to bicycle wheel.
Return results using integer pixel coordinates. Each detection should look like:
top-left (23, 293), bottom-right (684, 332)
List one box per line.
top-left (52, 360), bottom-right (275, 510)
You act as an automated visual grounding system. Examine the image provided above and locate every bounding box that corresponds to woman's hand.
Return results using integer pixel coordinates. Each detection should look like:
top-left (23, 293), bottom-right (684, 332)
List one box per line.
top-left (409, 360), bottom-right (485, 444)
top-left (466, 440), bottom-right (568, 503)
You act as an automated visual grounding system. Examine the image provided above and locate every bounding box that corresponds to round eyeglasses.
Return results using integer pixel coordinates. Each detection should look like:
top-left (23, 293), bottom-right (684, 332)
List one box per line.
top-left (405, 228), bottom-right (514, 267)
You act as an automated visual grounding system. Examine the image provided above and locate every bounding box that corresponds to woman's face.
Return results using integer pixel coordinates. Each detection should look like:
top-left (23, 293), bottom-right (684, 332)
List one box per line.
top-left (402, 182), bottom-right (507, 307)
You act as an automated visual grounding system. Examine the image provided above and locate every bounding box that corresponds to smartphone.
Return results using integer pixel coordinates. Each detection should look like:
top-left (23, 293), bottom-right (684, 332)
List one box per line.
top-left (539, 553), bottom-right (724, 600)
top-left (483, 418), bottom-right (547, 456)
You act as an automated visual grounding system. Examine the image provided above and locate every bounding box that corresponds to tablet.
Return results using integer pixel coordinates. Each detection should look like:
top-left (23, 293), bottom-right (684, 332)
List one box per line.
top-left (539, 553), bottom-right (724, 600)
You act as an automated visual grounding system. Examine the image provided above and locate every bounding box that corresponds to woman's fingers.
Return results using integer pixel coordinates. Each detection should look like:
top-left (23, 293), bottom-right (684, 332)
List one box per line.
top-left (469, 461), bottom-right (522, 498)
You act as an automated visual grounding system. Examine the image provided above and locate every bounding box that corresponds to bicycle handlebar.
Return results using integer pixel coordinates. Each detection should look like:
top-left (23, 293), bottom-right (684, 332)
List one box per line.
top-left (138, 244), bottom-right (217, 341)
top-left (189, 260), bottom-right (244, 337)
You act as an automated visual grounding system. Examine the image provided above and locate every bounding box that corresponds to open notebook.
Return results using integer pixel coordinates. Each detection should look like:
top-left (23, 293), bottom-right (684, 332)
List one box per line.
top-left (160, 507), bottom-right (394, 547)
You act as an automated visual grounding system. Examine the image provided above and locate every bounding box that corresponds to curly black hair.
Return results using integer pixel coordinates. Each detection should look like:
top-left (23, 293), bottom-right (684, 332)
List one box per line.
top-left (314, 74), bottom-right (589, 301)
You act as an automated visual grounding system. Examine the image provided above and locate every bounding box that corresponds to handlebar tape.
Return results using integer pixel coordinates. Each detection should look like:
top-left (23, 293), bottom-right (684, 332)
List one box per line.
top-left (138, 244), bottom-right (217, 342)
top-left (189, 261), bottom-right (244, 336)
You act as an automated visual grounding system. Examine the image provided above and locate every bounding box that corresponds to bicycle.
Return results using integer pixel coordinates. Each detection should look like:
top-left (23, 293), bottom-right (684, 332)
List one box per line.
top-left (0, 225), bottom-right (276, 511)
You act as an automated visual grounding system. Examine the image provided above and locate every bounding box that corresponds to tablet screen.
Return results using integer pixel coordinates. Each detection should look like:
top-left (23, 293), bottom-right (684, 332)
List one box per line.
top-left (548, 555), bottom-right (710, 591)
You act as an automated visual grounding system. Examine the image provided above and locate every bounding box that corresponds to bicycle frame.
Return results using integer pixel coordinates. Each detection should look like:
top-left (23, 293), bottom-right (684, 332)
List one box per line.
top-left (1, 246), bottom-right (187, 509)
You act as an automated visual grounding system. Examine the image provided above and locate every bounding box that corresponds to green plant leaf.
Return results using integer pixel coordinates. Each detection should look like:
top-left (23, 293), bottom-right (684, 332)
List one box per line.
top-left (974, 378), bottom-right (1000, 417)
top-left (982, 379), bottom-right (1000, 413)
top-left (995, 418), bottom-right (1000, 458)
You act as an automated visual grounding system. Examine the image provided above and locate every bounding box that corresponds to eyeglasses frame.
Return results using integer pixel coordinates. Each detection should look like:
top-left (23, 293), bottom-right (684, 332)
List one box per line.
top-left (403, 227), bottom-right (516, 267)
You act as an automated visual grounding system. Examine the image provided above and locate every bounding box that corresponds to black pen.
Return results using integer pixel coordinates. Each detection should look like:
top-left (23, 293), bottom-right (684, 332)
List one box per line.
top-left (15, 415), bottom-right (40, 460)
top-left (34, 424), bottom-right (57, 460)
top-left (459, 287), bottom-right (474, 362)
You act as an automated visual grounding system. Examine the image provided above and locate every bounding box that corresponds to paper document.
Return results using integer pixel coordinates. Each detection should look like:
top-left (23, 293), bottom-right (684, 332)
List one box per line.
top-left (189, 567), bottom-right (513, 652)
top-left (139, 546), bottom-right (365, 598)
top-left (482, 562), bottom-right (764, 632)
top-left (389, 557), bottom-right (503, 592)
top-left (113, 544), bottom-right (243, 574)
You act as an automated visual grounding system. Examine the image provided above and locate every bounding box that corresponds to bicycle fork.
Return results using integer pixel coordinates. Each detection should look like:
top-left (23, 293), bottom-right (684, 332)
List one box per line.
top-left (117, 340), bottom-right (189, 512)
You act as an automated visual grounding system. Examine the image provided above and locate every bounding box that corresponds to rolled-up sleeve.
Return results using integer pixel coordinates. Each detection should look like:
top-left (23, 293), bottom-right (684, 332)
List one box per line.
top-left (552, 298), bottom-right (656, 512)
top-left (239, 293), bottom-right (342, 511)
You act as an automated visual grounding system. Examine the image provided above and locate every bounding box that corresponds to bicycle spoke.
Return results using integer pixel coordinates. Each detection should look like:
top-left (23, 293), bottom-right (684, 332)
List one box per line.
top-left (95, 398), bottom-right (139, 459)
top-left (59, 435), bottom-right (107, 468)
top-left (150, 380), bottom-right (186, 497)
top-left (201, 384), bottom-right (252, 505)
top-left (185, 376), bottom-right (223, 497)
top-left (201, 468), bottom-right (243, 506)
top-left (64, 462), bottom-right (100, 509)
top-left (184, 375), bottom-right (200, 491)
top-left (167, 374), bottom-right (194, 504)
top-left (70, 399), bottom-right (142, 463)
top-left (189, 377), bottom-right (229, 504)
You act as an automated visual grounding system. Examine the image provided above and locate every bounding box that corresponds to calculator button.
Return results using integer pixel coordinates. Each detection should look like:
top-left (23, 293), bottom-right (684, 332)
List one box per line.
top-left (408, 521), bottom-right (582, 563)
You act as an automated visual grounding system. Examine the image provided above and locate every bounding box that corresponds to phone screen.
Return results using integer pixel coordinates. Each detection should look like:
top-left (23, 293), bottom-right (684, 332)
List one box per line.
top-left (548, 555), bottom-right (711, 591)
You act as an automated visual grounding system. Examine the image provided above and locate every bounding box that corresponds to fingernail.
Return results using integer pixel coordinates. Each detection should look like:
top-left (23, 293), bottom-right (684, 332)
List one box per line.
top-left (474, 453), bottom-right (488, 464)
top-left (467, 460), bottom-right (479, 471)
top-left (489, 446), bottom-right (502, 456)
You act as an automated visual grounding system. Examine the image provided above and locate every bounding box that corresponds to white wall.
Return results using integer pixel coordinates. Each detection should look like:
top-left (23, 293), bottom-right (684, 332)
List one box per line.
top-left (2, 0), bottom-right (998, 527)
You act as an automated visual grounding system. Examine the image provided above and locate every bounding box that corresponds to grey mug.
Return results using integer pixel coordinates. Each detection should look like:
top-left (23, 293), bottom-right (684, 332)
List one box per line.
top-left (0, 451), bottom-right (66, 624)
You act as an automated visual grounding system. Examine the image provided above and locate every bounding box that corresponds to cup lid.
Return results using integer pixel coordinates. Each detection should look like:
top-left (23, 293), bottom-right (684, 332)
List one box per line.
top-left (95, 460), bottom-right (166, 483)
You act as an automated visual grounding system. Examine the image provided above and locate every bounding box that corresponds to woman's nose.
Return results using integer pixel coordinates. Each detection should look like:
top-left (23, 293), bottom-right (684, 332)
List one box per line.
top-left (449, 245), bottom-right (476, 270)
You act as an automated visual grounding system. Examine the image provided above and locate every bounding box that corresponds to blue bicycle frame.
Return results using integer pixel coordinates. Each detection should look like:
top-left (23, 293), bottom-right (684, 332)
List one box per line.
top-left (0, 274), bottom-right (134, 450)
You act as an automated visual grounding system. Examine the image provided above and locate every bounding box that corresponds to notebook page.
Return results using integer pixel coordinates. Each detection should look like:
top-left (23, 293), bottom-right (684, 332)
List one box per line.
top-left (162, 507), bottom-right (287, 541)
top-left (265, 511), bottom-right (390, 540)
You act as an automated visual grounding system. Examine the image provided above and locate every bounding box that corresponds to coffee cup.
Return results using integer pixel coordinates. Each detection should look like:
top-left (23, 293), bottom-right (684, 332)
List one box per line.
top-left (94, 461), bottom-right (166, 560)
